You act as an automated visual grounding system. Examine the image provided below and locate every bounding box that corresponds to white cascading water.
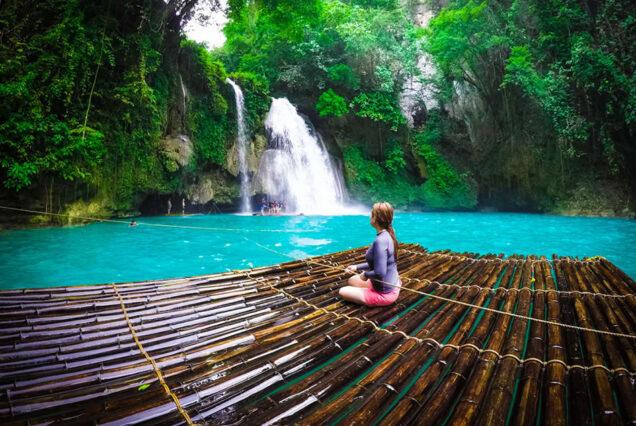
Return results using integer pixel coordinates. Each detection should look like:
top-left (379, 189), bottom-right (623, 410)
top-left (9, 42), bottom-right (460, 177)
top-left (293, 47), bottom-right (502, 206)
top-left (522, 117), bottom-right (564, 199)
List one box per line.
top-left (255, 98), bottom-right (347, 214)
top-left (226, 78), bottom-right (250, 213)
top-left (180, 74), bottom-right (188, 116)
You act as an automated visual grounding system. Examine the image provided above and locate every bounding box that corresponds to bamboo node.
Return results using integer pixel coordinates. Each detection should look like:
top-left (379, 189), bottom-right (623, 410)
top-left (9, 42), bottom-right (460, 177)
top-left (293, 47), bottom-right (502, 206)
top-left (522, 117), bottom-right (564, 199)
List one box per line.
top-left (407, 396), bottom-right (423, 407)
top-left (383, 383), bottom-right (398, 393)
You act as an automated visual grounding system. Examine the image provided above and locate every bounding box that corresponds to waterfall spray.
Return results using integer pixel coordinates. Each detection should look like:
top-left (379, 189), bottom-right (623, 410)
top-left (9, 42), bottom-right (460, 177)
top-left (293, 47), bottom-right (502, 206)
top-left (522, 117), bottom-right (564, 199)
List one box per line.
top-left (255, 98), bottom-right (348, 215)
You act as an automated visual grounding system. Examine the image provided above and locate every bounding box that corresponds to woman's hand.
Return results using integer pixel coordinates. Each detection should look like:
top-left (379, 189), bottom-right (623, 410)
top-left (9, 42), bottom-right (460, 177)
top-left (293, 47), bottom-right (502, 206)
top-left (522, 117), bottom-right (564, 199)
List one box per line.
top-left (345, 265), bottom-right (356, 274)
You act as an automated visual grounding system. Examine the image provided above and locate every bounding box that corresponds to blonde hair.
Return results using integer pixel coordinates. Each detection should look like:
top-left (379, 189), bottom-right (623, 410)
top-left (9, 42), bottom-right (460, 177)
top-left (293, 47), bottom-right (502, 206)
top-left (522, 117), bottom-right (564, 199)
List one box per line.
top-left (371, 202), bottom-right (398, 261)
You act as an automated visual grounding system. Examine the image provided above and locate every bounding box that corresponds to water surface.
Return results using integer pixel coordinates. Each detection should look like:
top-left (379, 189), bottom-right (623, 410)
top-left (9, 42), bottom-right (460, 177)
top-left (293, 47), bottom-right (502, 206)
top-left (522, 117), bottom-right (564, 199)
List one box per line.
top-left (0, 212), bottom-right (634, 289)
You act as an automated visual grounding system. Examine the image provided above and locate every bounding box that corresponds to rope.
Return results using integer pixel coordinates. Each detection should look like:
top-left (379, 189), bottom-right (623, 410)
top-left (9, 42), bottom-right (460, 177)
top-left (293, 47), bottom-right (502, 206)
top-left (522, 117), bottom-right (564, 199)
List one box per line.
top-left (243, 270), bottom-right (636, 378)
top-left (249, 240), bottom-right (636, 341)
top-left (400, 248), bottom-right (609, 265)
top-left (0, 205), bottom-right (314, 233)
top-left (585, 255), bottom-right (608, 262)
top-left (400, 277), bottom-right (636, 302)
top-left (111, 283), bottom-right (196, 425)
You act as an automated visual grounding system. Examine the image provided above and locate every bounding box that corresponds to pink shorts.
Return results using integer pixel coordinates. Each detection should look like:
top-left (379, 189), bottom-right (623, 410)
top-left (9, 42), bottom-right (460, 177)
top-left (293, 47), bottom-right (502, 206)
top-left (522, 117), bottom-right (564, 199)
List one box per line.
top-left (363, 279), bottom-right (402, 306)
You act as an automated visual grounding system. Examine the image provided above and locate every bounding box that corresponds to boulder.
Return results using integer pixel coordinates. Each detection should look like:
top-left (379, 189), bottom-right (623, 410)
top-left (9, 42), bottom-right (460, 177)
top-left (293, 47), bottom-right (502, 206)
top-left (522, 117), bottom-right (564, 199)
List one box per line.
top-left (160, 134), bottom-right (193, 171)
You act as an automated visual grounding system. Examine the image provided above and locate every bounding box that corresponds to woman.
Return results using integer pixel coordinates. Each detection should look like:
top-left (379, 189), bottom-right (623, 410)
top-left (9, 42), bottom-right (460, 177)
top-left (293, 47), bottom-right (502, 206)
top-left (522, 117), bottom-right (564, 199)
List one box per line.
top-left (339, 202), bottom-right (401, 306)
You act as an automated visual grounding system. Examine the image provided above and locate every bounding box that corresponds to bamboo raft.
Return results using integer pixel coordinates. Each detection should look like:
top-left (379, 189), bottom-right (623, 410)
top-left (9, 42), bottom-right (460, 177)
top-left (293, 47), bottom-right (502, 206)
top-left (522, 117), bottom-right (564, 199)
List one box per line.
top-left (1, 244), bottom-right (635, 425)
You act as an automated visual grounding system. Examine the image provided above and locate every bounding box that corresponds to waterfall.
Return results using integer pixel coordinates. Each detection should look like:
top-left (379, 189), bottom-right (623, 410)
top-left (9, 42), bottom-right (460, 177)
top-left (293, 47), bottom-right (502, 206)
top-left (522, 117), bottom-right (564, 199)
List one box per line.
top-left (179, 74), bottom-right (188, 118)
top-left (254, 98), bottom-right (348, 215)
top-left (226, 78), bottom-right (250, 213)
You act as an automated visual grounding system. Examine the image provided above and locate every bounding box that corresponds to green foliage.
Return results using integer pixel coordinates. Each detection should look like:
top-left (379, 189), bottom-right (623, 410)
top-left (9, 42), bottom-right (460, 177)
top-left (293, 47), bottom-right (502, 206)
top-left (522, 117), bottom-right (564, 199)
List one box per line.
top-left (351, 0), bottom-right (400, 7)
top-left (419, 109), bottom-right (442, 146)
top-left (343, 145), bottom-right (385, 186)
top-left (343, 144), bottom-right (416, 207)
top-left (424, 0), bottom-right (636, 202)
top-left (424, 1), bottom-right (492, 85)
top-left (223, 0), bottom-right (415, 125)
top-left (384, 140), bottom-right (406, 174)
top-left (181, 40), bottom-right (227, 100)
top-left (375, 65), bottom-right (394, 93)
top-left (343, 143), bottom-right (461, 209)
top-left (0, 0), bottom-right (107, 190)
top-left (503, 46), bottom-right (542, 95)
top-left (0, 114), bottom-right (105, 190)
top-left (326, 64), bottom-right (359, 90)
top-left (223, 0), bottom-right (324, 86)
top-left (316, 89), bottom-right (348, 117)
top-left (414, 130), bottom-right (476, 209)
top-left (180, 41), bottom-right (232, 167)
top-left (229, 71), bottom-right (269, 93)
top-left (0, 0), bottom-right (201, 215)
top-left (350, 92), bottom-right (405, 130)
top-left (188, 98), bottom-right (230, 166)
top-left (417, 143), bottom-right (460, 189)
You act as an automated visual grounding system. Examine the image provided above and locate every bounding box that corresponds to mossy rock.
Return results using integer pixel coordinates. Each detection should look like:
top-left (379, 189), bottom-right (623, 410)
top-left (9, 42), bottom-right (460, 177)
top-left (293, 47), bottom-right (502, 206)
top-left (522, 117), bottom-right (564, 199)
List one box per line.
top-left (552, 180), bottom-right (635, 218)
top-left (160, 135), bottom-right (193, 172)
top-left (28, 215), bottom-right (52, 225)
top-left (64, 199), bottom-right (113, 225)
top-left (186, 170), bottom-right (240, 205)
top-left (250, 134), bottom-right (267, 173)
top-left (225, 133), bottom-right (267, 177)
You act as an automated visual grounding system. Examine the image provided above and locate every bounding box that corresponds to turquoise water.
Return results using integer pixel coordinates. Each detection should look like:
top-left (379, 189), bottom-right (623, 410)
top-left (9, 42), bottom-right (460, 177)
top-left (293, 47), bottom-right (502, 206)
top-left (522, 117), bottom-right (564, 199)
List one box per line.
top-left (0, 212), bottom-right (634, 289)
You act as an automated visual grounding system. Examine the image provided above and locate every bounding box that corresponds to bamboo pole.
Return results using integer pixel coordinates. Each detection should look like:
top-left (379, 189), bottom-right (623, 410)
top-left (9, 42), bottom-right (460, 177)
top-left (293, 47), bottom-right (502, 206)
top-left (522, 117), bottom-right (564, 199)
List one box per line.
top-left (559, 257), bottom-right (618, 423)
top-left (239, 279), bottom-right (435, 425)
top-left (553, 256), bottom-right (593, 425)
top-left (511, 256), bottom-right (546, 425)
top-left (476, 256), bottom-right (531, 425)
top-left (443, 264), bottom-right (519, 424)
top-left (539, 257), bottom-right (568, 426)
top-left (563, 260), bottom-right (636, 423)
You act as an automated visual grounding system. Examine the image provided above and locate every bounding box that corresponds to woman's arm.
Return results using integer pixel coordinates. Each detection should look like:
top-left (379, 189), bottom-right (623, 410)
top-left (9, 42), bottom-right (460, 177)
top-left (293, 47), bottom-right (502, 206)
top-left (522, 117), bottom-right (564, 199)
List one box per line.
top-left (362, 237), bottom-right (388, 281)
top-left (353, 262), bottom-right (369, 271)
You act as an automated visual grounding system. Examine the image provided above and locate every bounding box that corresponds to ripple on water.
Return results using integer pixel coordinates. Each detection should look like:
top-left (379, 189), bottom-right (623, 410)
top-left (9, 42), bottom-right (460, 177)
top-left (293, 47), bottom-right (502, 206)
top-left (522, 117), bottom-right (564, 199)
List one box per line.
top-left (288, 250), bottom-right (310, 259)
top-left (291, 236), bottom-right (332, 246)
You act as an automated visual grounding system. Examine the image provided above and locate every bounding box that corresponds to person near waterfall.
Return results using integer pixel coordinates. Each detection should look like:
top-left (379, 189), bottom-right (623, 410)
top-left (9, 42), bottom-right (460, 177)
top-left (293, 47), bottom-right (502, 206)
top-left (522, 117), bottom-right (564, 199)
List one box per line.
top-left (339, 202), bottom-right (401, 306)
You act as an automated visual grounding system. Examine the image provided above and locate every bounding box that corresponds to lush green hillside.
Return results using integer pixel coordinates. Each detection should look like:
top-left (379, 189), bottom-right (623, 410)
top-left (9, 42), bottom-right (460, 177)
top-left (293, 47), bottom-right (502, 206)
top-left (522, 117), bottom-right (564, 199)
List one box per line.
top-left (422, 0), bottom-right (635, 215)
top-left (0, 0), bottom-right (633, 225)
top-left (0, 0), bottom-right (262, 224)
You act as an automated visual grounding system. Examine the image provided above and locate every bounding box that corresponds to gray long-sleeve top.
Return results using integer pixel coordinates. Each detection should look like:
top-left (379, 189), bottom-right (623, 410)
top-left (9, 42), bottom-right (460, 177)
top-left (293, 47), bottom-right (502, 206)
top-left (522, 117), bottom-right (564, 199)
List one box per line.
top-left (355, 230), bottom-right (399, 294)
